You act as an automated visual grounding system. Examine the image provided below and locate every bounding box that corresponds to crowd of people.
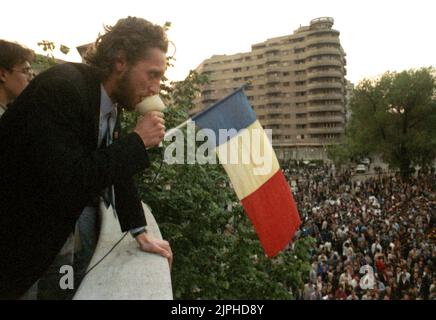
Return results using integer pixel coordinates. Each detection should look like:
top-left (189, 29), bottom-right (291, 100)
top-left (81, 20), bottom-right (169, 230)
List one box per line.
top-left (1, 28), bottom-right (434, 300)
top-left (287, 163), bottom-right (435, 300)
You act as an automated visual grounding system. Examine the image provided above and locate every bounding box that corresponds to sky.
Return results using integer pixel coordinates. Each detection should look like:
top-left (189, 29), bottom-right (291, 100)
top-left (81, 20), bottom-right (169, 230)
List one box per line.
top-left (2, 0), bottom-right (435, 84)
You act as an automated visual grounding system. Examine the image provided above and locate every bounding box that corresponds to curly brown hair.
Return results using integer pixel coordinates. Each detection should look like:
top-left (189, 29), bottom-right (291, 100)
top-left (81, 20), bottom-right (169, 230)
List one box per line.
top-left (0, 40), bottom-right (35, 70)
top-left (84, 16), bottom-right (168, 79)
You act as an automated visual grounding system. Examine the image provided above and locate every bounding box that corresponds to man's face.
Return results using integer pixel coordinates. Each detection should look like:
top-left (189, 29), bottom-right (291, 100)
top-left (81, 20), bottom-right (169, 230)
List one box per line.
top-left (113, 48), bottom-right (166, 110)
top-left (0, 61), bottom-right (33, 102)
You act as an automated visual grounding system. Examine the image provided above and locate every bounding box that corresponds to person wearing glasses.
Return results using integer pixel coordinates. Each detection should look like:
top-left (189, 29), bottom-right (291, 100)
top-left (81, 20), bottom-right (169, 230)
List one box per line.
top-left (0, 40), bottom-right (35, 117)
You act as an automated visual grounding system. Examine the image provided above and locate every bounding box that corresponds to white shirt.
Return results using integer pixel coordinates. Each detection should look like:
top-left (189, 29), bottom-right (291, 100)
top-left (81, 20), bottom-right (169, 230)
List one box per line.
top-left (98, 85), bottom-right (117, 147)
top-left (93, 86), bottom-right (144, 235)
top-left (0, 104), bottom-right (6, 118)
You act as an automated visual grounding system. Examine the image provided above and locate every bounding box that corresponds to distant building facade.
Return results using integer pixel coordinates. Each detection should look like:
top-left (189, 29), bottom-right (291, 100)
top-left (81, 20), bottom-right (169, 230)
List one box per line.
top-left (193, 17), bottom-right (348, 162)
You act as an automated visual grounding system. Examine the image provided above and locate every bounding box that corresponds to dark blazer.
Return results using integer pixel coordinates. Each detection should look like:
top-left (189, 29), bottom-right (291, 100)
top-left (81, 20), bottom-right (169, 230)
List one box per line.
top-left (0, 63), bottom-right (149, 299)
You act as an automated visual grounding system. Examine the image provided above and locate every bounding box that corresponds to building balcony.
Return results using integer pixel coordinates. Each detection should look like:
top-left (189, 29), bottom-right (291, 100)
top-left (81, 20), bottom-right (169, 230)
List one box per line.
top-left (293, 118), bottom-right (308, 125)
top-left (306, 59), bottom-right (343, 69)
top-left (307, 70), bottom-right (343, 79)
top-left (73, 201), bottom-right (172, 300)
top-left (265, 96), bottom-right (288, 104)
top-left (265, 55), bottom-right (281, 64)
top-left (272, 140), bottom-right (324, 148)
top-left (259, 118), bottom-right (282, 126)
top-left (306, 104), bottom-right (344, 113)
top-left (307, 127), bottom-right (344, 134)
top-left (293, 96), bottom-right (308, 103)
top-left (305, 47), bottom-right (342, 58)
top-left (292, 52), bottom-right (307, 60)
top-left (307, 81), bottom-right (343, 90)
top-left (305, 37), bottom-right (340, 48)
top-left (306, 116), bottom-right (345, 124)
top-left (255, 77), bottom-right (267, 85)
top-left (291, 74), bottom-right (307, 81)
top-left (265, 75), bottom-right (281, 85)
top-left (307, 93), bottom-right (344, 102)
top-left (265, 65), bottom-right (283, 73)
top-left (265, 47), bottom-right (281, 54)
top-left (268, 129), bottom-right (285, 135)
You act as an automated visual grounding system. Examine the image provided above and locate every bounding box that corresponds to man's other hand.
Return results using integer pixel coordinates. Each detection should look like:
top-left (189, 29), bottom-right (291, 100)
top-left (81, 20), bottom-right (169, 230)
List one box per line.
top-left (134, 232), bottom-right (173, 270)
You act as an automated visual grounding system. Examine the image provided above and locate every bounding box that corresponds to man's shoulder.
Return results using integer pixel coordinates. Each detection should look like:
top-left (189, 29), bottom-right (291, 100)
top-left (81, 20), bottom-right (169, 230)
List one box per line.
top-left (40, 63), bottom-right (99, 82)
top-left (33, 63), bottom-right (101, 99)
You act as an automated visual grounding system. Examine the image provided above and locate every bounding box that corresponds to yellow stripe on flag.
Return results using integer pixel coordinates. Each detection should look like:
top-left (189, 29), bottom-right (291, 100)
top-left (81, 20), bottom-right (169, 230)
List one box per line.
top-left (216, 120), bottom-right (280, 200)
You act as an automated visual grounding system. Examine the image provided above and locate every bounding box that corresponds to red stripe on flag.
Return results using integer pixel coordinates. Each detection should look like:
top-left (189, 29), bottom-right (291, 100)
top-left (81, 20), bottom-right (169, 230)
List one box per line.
top-left (241, 170), bottom-right (301, 257)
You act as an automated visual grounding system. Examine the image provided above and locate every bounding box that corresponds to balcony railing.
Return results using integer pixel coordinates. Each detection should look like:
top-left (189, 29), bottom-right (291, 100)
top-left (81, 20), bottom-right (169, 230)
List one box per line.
top-left (307, 93), bottom-right (344, 102)
top-left (306, 104), bottom-right (344, 113)
top-left (307, 116), bottom-right (345, 124)
top-left (307, 70), bottom-right (343, 79)
top-left (73, 201), bottom-right (173, 300)
top-left (307, 81), bottom-right (343, 91)
top-left (306, 59), bottom-right (343, 69)
top-left (307, 127), bottom-right (344, 134)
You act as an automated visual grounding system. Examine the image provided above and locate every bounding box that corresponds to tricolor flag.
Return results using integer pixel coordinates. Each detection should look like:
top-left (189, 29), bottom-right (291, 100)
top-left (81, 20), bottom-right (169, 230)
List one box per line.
top-left (191, 87), bottom-right (301, 257)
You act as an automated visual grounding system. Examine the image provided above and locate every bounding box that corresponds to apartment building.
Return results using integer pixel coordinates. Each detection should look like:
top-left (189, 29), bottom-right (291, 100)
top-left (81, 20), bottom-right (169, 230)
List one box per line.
top-left (193, 17), bottom-right (348, 162)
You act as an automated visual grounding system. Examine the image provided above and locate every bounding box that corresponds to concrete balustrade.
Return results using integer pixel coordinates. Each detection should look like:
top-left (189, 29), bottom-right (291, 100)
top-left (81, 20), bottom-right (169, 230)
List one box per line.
top-left (73, 200), bottom-right (173, 300)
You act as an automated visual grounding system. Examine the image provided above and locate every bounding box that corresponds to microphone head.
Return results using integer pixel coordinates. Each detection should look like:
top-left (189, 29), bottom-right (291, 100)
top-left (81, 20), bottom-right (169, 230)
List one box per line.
top-left (135, 95), bottom-right (166, 115)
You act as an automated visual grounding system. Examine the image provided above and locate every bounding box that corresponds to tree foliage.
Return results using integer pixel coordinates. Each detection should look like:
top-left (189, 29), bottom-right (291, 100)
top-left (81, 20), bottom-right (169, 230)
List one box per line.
top-left (121, 69), bottom-right (312, 299)
top-left (32, 41), bottom-right (70, 73)
top-left (342, 67), bottom-right (436, 176)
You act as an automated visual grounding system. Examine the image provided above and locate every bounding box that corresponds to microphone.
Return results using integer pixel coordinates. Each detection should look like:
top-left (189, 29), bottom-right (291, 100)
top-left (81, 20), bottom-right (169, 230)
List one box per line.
top-left (135, 95), bottom-right (166, 148)
top-left (135, 94), bottom-right (166, 115)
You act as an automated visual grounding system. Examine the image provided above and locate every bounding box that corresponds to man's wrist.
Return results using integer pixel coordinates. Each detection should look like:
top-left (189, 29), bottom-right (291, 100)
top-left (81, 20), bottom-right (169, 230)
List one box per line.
top-left (130, 226), bottom-right (147, 238)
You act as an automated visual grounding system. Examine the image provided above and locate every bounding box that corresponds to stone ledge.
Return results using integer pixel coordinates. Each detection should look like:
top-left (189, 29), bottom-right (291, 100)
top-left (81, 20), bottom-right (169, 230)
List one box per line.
top-left (73, 201), bottom-right (173, 300)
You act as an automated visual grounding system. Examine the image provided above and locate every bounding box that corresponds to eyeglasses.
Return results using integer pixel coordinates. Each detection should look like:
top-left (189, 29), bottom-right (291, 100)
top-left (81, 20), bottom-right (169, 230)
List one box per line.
top-left (11, 66), bottom-right (35, 79)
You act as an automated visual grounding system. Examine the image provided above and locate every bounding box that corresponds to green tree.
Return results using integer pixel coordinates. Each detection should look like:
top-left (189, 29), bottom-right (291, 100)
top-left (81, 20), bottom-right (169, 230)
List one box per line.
top-left (121, 69), bottom-right (312, 299)
top-left (344, 67), bottom-right (436, 177)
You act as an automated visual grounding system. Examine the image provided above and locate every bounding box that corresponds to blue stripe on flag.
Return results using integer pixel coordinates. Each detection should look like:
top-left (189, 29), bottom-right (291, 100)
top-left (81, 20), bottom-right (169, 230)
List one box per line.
top-left (192, 87), bottom-right (257, 148)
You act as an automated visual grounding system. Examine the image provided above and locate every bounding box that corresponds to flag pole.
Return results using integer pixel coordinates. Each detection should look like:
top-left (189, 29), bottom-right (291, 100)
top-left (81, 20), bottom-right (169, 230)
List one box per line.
top-left (163, 83), bottom-right (250, 140)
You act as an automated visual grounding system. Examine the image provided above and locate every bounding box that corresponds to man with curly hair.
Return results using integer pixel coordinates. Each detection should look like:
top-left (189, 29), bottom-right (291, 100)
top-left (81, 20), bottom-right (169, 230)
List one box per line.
top-left (0, 17), bottom-right (172, 299)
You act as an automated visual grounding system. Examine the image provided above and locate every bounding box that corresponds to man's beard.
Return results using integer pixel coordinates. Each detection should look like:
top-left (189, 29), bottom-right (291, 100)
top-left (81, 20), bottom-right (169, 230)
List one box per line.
top-left (112, 68), bottom-right (136, 111)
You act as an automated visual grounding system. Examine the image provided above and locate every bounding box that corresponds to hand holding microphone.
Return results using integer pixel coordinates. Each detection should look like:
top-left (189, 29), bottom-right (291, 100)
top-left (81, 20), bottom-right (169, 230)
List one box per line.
top-left (133, 95), bottom-right (166, 148)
